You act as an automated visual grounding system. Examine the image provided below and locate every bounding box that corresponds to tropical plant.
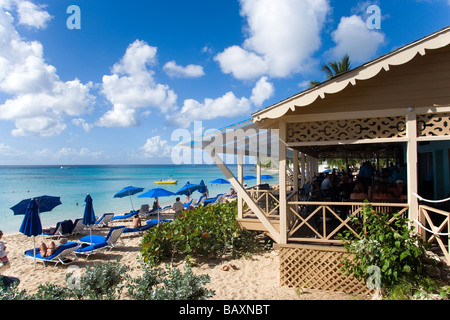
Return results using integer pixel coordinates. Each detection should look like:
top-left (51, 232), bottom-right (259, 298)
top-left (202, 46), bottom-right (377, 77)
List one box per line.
top-left (140, 201), bottom-right (272, 264)
top-left (309, 54), bottom-right (352, 88)
top-left (339, 203), bottom-right (431, 297)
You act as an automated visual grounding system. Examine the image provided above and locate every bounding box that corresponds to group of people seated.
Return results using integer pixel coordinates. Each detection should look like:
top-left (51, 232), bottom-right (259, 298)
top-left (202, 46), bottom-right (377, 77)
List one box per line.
top-left (316, 162), bottom-right (408, 203)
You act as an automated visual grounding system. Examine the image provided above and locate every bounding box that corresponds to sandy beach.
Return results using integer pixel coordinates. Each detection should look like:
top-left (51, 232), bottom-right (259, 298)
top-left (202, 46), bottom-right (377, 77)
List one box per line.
top-left (0, 216), bottom-right (359, 301)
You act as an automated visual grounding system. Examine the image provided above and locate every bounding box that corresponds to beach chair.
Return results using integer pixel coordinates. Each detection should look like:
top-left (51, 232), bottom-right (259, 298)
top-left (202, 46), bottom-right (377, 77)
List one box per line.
top-left (139, 204), bottom-right (150, 215)
top-left (193, 195), bottom-right (206, 208)
top-left (75, 226), bottom-right (125, 258)
top-left (111, 210), bottom-right (137, 222)
top-left (71, 218), bottom-right (86, 235)
top-left (183, 199), bottom-right (194, 209)
top-left (94, 213), bottom-right (114, 228)
top-left (24, 242), bottom-right (80, 267)
top-left (203, 194), bottom-right (225, 206)
top-left (43, 220), bottom-right (73, 239)
top-left (123, 223), bottom-right (154, 236)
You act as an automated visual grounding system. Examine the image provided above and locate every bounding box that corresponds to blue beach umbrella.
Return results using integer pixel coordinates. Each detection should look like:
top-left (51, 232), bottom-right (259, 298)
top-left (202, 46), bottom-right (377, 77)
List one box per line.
top-left (260, 175), bottom-right (274, 180)
top-left (114, 186), bottom-right (144, 211)
top-left (138, 188), bottom-right (175, 221)
top-left (210, 178), bottom-right (230, 185)
top-left (18, 199), bottom-right (42, 270)
top-left (11, 195), bottom-right (62, 216)
top-left (176, 182), bottom-right (202, 197)
top-left (138, 188), bottom-right (175, 199)
top-left (83, 194), bottom-right (96, 244)
top-left (243, 176), bottom-right (257, 181)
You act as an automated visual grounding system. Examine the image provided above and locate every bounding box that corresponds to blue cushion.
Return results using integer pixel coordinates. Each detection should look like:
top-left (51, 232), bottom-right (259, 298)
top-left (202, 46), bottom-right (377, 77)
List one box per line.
top-left (79, 234), bottom-right (106, 244)
top-left (75, 242), bottom-right (108, 253)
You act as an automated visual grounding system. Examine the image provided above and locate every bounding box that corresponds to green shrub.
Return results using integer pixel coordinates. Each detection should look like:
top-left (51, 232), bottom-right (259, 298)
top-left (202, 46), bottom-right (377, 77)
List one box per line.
top-left (339, 203), bottom-right (429, 295)
top-left (127, 262), bottom-right (214, 300)
top-left (141, 201), bottom-right (271, 263)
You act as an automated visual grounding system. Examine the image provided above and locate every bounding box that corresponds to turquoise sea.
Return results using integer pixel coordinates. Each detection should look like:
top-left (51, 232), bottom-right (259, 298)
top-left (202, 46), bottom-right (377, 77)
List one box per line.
top-left (0, 164), bottom-right (273, 235)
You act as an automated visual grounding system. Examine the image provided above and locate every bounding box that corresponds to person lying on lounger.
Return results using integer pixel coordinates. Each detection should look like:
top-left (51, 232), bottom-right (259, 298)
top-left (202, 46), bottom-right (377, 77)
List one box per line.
top-left (39, 241), bottom-right (57, 257)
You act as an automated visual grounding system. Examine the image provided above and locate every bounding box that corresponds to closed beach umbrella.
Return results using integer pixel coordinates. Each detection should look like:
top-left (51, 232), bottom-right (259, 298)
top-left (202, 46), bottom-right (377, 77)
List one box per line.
top-left (138, 188), bottom-right (175, 221)
top-left (210, 178), bottom-right (230, 185)
top-left (114, 186), bottom-right (144, 211)
top-left (198, 180), bottom-right (208, 194)
top-left (83, 194), bottom-right (96, 244)
top-left (18, 199), bottom-right (42, 270)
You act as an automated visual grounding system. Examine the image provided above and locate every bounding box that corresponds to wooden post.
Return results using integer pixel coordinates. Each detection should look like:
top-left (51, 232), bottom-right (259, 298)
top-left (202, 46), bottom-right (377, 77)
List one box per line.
top-left (279, 120), bottom-right (288, 244)
top-left (238, 152), bottom-right (244, 219)
top-left (257, 159), bottom-right (262, 186)
top-left (301, 153), bottom-right (306, 188)
top-left (293, 150), bottom-right (299, 201)
top-left (406, 110), bottom-right (420, 234)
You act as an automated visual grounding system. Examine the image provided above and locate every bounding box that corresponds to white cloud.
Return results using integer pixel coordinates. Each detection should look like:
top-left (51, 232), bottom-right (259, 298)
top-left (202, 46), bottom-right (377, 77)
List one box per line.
top-left (0, 5), bottom-right (94, 137)
top-left (16, 0), bottom-right (52, 29)
top-left (163, 60), bottom-right (205, 78)
top-left (215, 0), bottom-right (330, 80)
top-left (72, 118), bottom-right (93, 132)
top-left (170, 92), bottom-right (252, 128)
top-left (140, 135), bottom-right (172, 158)
top-left (328, 15), bottom-right (385, 64)
top-left (97, 40), bottom-right (178, 128)
top-left (250, 76), bottom-right (274, 107)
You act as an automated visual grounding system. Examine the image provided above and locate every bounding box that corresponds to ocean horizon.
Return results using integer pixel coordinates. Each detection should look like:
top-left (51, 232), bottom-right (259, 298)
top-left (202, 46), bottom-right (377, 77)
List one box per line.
top-left (0, 164), bottom-right (277, 235)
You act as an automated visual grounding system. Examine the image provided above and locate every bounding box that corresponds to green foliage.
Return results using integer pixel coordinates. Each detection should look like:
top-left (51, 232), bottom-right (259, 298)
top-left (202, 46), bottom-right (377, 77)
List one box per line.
top-left (339, 203), bottom-right (428, 292)
top-left (127, 262), bottom-right (214, 300)
top-left (140, 201), bottom-right (271, 264)
top-left (1, 261), bottom-right (214, 300)
top-left (72, 260), bottom-right (130, 300)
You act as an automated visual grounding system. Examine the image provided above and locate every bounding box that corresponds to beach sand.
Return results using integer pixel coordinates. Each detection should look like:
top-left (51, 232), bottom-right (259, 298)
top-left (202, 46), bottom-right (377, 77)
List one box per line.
top-left (0, 217), bottom-right (360, 300)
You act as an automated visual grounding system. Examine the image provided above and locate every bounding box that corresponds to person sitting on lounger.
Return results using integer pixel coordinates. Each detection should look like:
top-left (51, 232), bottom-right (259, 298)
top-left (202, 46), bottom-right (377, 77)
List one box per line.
top-left (133, 214), bottom-right (142, 229)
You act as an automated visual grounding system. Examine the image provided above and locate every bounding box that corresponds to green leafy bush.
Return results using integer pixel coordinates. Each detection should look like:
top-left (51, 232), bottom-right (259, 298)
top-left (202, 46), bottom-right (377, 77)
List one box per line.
top-left (127, 262), bottom-right (214, 300)
top-left (1, 261), bottom-right (214, 300)
top-left (140, 201), bottom-right (271, 263)
top-left (339, 203), bottom-right (430, 296)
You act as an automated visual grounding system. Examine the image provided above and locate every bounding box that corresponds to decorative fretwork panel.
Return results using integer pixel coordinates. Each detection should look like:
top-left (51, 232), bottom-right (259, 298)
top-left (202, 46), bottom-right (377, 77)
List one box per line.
top-left (287, 117), bottom-right (407, 143)
top-left (279, 246), bottom-right (373, 296)
top-left (417, 113), bottom-right (450, 137)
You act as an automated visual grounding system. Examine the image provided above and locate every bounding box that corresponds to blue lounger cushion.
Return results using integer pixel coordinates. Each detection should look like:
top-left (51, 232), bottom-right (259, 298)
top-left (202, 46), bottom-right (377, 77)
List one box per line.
top-left (75, 242), bottom-right (108, 254)
top-left (123, 224), bottom-right (153, 234)
top-left (111, 211), bottom-right (137, 221)
top-left (146, 219), bottom-right (170, 227)
top-left (24, 242), bottom-right (79, 260)
top-left (79, 234), bottom-right (107, 244)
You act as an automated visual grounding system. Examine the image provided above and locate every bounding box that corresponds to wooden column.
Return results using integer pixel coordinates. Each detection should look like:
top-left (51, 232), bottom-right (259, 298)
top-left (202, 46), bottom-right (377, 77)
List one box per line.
top-left (279, 120), bottom-right (288, 244)
top-left (256, 159), bottom-right (262, 186)
top-left (293, 150), bottom-right (299, 200)
top-left (238, 152), bottom-right (244, 219)
top-left (406, 111), bottom-right (419, 232)
top-left (301, 153), bottom-right (306, 188)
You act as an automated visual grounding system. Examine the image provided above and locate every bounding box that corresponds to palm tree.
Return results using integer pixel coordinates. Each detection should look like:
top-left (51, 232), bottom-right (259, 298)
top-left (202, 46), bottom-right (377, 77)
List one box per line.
top-left (309, 54), bottom-right (352, 88)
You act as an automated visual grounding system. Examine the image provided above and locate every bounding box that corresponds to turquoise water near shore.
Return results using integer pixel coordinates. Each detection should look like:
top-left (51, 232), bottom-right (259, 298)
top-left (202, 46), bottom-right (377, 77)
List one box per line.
top-left (0, 164), bottom-right (274, 235)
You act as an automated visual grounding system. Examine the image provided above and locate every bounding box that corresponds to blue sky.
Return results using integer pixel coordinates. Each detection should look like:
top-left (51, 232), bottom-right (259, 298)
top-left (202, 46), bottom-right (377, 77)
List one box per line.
top-left (0, 0), bottom-right (449, 165)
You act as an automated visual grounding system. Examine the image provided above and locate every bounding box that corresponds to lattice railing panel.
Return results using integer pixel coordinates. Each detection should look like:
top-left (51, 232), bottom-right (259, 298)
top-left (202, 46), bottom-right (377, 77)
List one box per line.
top-left (279, 246), bottom-right (372, 296)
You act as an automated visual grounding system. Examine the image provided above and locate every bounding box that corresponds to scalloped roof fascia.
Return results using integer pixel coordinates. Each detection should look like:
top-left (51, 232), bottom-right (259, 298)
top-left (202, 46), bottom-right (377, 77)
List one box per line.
top-left (252, 26), bottom-right (450, 122)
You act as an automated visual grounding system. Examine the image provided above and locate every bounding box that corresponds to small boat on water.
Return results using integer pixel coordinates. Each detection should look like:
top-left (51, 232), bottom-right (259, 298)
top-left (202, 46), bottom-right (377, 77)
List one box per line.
top-left (155, 179), bottom-right (178, 185)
